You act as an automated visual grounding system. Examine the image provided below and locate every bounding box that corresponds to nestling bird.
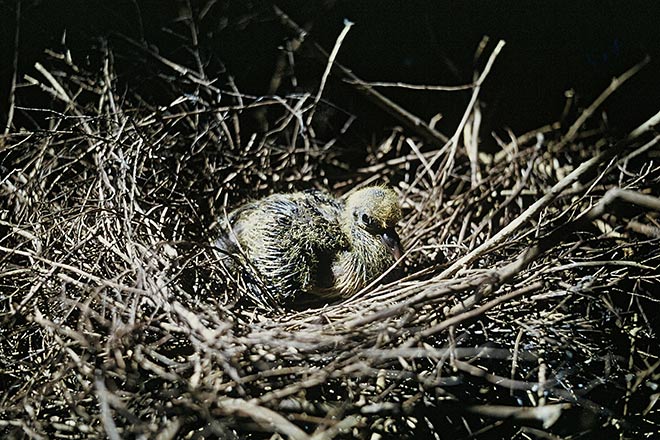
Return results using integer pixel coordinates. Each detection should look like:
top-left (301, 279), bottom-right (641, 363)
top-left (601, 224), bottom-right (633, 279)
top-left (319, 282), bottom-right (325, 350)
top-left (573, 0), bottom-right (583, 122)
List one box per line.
top-left (216, 186), bottom-right (403, 302)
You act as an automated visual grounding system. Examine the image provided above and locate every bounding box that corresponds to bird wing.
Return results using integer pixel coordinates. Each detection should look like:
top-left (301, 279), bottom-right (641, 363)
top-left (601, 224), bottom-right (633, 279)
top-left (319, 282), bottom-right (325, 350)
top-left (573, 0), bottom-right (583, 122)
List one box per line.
top-left (220, 191), bottom-right (348, 300)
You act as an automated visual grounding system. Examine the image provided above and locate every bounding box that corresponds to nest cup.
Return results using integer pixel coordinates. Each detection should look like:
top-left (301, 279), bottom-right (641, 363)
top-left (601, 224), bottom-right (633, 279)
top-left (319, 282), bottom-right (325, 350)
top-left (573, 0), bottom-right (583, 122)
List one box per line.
top-left (1, 13), bottom-right (659, 440)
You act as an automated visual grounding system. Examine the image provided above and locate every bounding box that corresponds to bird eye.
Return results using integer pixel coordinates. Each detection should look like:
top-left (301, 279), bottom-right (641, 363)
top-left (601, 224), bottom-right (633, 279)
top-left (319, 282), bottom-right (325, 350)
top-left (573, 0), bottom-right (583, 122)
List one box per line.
top-left (361, 213), bottom-right (371, 225)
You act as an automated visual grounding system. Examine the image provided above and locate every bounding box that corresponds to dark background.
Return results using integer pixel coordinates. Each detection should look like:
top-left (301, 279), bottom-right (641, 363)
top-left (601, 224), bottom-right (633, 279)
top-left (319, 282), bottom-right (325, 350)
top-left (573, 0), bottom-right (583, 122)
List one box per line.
top-left (1, 0), bottom-right (659, 144)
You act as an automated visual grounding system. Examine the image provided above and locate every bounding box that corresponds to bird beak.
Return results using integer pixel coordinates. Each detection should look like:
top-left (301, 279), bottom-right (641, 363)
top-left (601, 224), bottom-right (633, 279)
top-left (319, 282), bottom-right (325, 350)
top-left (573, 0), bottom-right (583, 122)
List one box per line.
top-left (380, 228), bottom-right (403, 260)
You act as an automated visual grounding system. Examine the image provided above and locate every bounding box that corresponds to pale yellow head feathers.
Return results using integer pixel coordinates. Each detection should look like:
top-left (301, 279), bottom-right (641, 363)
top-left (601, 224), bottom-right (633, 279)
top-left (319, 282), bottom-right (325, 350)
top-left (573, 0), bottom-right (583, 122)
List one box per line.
top-left (344, 186), bottom-right (402, 231)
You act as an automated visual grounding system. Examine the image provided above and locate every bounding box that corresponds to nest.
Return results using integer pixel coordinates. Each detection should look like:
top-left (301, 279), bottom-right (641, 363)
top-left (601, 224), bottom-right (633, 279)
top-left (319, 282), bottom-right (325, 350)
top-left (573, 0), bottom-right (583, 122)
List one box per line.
top-left (1, 14), bottom-right (659, 440)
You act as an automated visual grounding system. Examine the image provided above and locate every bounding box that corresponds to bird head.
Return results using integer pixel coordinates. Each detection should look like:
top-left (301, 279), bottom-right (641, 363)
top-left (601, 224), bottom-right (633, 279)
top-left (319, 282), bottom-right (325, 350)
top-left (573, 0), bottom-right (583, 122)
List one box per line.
top-left (344, 186), bottom-right (403, 259)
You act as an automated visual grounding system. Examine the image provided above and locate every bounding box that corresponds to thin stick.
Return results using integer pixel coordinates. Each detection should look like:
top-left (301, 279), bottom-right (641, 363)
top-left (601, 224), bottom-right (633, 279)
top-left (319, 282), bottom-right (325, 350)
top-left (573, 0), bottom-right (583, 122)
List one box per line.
top-left (345, 79), bottom-right (475, 92)
top-left (273, 5), bottom-right (449, 145)
top-left (4, 0), bottom-right (21, 135)
top-left (439, 109), bottom-right (660, 280)
top-left (218, 398), bottom-right (311, 440)
top-left (403, 39), bottom-right (505, 197)
top-left (564, 56), bottom-right (649, 141)
top-left (422, 282), bottom-right (542, 337)
top-left (498, 189), bottom-right (660, 283)
top-left (449, 40), bottom-right (505, 148)
top-left (95, 374), bottom-right (122, 440)
top-left (306, 19), bottom-right (353, 126)
top-left (115, 33), bottom-right (214, 88)
top-left (629, 109), bottom-right (660, 140)
top-left (446, 189), bottom-right (660, 316)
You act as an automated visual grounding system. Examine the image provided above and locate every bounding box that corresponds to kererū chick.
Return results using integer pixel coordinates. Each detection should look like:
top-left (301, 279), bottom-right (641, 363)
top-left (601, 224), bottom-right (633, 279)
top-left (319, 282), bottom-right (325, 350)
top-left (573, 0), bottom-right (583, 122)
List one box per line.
top-left (216, 186), bottom-right (403, 302)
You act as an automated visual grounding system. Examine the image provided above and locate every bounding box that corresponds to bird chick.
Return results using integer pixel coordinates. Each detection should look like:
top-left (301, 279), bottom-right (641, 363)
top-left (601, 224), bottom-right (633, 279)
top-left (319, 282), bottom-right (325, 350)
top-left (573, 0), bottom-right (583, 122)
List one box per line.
top-left (216, 186), bottom-right (403, 302)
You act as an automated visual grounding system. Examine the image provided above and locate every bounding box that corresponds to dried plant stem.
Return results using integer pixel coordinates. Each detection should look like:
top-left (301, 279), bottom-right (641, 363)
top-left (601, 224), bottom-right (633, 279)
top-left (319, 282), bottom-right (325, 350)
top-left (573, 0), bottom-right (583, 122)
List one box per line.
top-left (306, 19), bottom-right (354, 126)
top-left (447, 189), bottom-right (660, 316)
top-left (564, 56), bottom-right (650, 141)
top-left (1, 21), bottom-right (658, 439)
top-left (273, 5), bottom-right (449, 145)
top-left (3, 0), bottom-right (21, 135)
top-left (439, 109), bottom-right (660, 280)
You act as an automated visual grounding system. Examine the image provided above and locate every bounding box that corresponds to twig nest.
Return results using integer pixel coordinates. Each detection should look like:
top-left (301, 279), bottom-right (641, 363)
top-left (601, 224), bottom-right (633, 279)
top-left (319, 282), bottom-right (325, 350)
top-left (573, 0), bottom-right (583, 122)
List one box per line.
top-left (216, 186), bottom-right (403, 302)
